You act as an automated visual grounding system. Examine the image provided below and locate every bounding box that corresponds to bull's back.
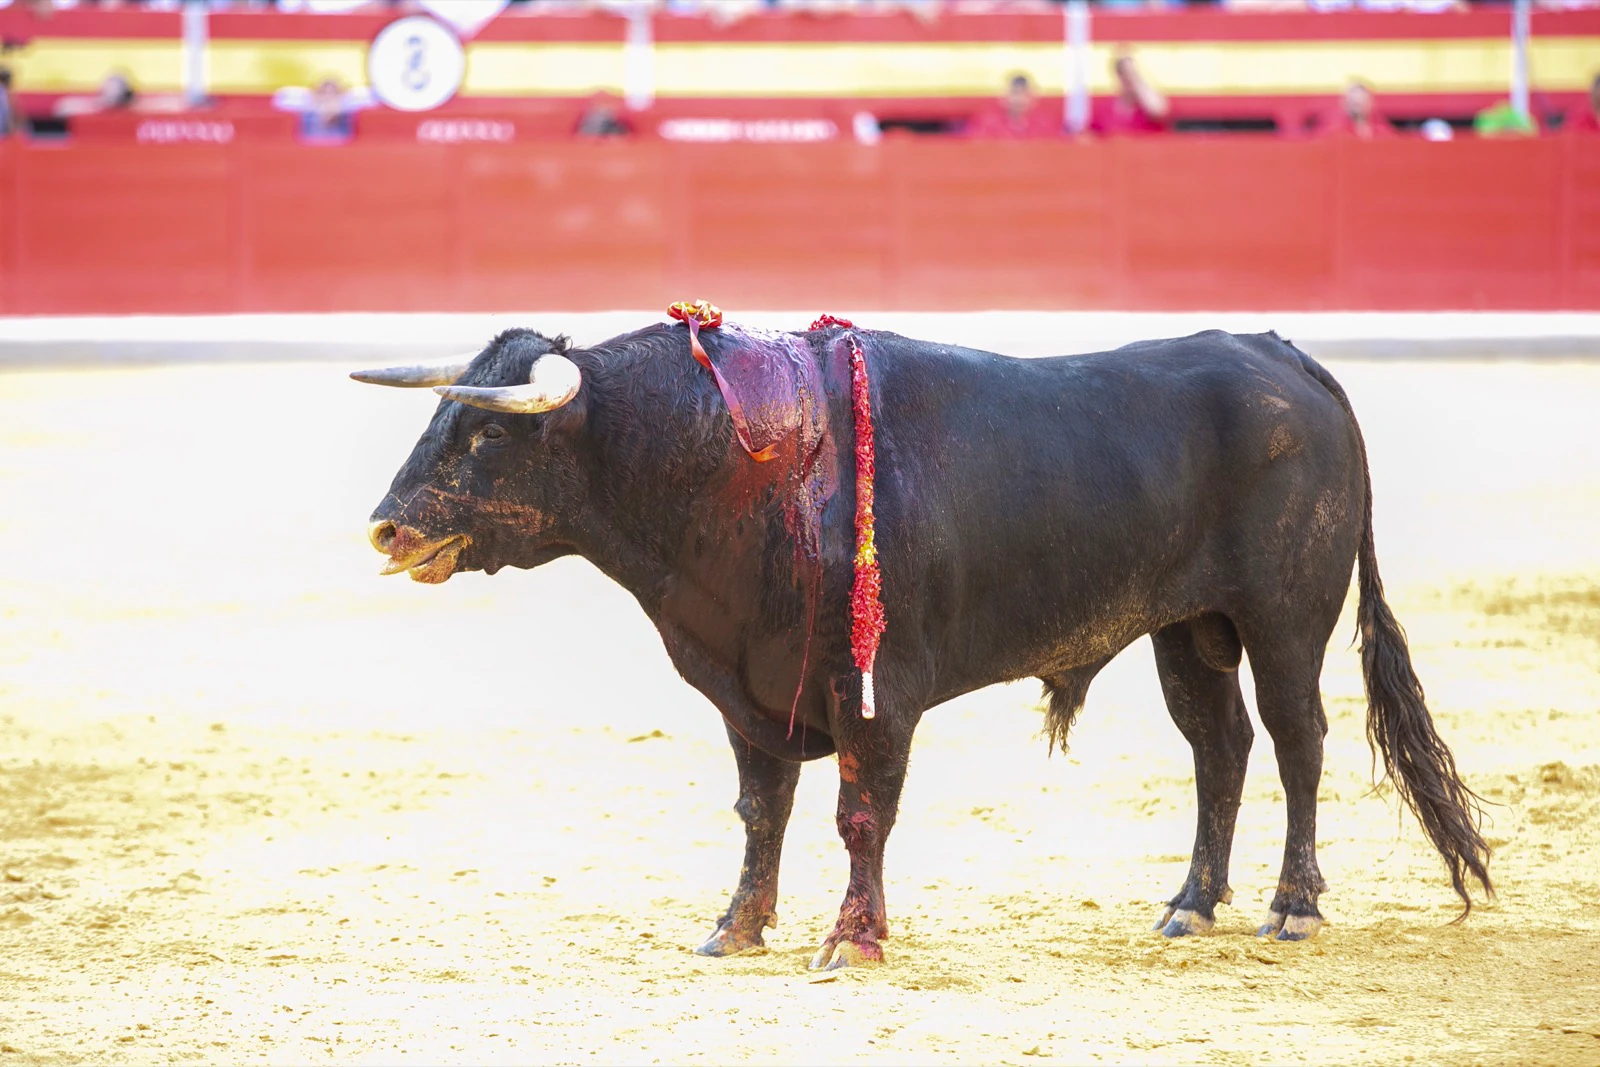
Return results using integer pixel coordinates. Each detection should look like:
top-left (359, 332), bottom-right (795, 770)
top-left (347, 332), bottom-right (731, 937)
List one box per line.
top-left (867, 330), bottom-right (1361, 694)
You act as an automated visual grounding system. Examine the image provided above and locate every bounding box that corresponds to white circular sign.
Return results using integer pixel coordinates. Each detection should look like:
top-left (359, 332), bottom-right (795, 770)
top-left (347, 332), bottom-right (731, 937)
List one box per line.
top-left (367, 16), bottom-right (465, 113)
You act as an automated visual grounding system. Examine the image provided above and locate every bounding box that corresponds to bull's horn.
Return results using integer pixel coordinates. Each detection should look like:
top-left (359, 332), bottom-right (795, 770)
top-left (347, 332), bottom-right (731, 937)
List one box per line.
top-left (433, 354), bottom-right (582, 415)
top-left (350, 354), bottom-right (476, 387)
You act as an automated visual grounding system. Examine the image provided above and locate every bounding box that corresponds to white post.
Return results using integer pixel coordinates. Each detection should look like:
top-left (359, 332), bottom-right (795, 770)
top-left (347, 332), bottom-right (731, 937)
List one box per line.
top-left (1510, 0), bottom-right (1531, 123)
top-left (623, 2), bottom-right (654, 112)
top-left (182, 0), bottom-right (208, 107)
top-left (1064, 0), bottom-right (1090, 135)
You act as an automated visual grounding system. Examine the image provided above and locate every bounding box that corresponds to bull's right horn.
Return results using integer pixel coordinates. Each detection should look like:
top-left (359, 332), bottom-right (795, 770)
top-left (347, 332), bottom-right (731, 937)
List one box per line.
top-left (350, 354), bottom-right (476, 388)
top-left (433, 354), bottom-right (582, 414)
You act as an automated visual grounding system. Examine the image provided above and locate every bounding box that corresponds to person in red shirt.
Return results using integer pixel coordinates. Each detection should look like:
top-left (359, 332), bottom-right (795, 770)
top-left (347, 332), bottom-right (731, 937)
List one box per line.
top-left (965, 73), bottom-right (1061, 139)
top-left (1319, 80), bottom-right (1397, 139)
top-left (1090, 53), bottom-right (1170, 136)
top-left (1564, 73), bottom-right (1600, 134)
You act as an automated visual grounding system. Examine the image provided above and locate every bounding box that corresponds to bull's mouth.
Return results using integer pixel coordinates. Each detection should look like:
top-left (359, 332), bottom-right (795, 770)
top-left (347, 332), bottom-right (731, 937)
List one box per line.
top-left (380, 535), bottom-right (469, 584)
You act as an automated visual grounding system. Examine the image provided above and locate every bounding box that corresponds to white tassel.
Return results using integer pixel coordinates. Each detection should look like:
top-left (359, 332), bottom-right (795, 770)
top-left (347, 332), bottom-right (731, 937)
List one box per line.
top-left (860, 669), bottom-right (876, 719)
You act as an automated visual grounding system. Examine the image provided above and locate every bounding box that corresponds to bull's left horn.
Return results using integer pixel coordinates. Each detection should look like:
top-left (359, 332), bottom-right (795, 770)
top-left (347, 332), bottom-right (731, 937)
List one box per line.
top-left (433, 354), bottom-right (582, 414)
top-left (350, 354), bottom-right (476, 388)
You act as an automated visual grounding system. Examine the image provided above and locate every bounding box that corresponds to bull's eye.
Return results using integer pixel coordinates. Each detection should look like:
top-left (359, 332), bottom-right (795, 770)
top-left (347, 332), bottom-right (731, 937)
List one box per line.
top-left (471, 424), bottom-right (508, 454)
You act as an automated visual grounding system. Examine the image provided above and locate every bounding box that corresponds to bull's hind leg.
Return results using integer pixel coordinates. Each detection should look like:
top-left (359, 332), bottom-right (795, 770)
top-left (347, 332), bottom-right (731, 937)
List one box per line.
top-left (1151, 616), bottom-right (1254, 937)
top-left (696, 724), bottom-right (802, 956)
top-left (1243, 633), bottom-right (1332, 941)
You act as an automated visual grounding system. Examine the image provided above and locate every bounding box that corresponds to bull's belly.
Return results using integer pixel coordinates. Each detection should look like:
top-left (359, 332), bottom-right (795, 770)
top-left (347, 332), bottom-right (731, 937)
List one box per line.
top-left (953, 611), bottom-right (1161, 698)
top-left (915, 562), bottom-right (1198, 706)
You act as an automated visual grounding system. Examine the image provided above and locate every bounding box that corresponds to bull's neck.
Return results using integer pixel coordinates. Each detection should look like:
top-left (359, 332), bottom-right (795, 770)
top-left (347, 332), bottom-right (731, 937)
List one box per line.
top-left (564, 371), bottom-right (734, 616)
top-left (569, 504), bottom-right (677, 616)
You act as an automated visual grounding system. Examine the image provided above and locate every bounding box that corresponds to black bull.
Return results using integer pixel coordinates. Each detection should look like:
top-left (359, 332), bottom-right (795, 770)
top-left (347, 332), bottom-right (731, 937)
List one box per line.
top-left (358, 322), bottom-right (1491, 969)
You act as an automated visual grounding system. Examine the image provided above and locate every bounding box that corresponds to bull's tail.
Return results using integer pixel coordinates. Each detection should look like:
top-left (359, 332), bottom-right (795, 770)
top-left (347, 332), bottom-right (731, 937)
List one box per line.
top-left (1290, 341), bottom-right (1494, 916)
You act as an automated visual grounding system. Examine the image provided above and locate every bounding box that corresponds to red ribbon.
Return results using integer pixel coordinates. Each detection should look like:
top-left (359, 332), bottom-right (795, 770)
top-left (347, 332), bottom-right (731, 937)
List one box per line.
top-left (669, 300), bottom-right (777, 462)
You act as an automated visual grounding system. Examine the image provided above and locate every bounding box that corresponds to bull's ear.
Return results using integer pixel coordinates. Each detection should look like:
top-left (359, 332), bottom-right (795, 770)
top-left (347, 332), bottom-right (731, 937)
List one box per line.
top-left (537, 387), bottom-right (589, 440)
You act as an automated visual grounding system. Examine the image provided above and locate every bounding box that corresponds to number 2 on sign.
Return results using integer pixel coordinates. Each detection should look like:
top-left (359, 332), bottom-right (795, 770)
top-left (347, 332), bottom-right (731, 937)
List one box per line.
top-left (403, 35), bottom-right (430, 92)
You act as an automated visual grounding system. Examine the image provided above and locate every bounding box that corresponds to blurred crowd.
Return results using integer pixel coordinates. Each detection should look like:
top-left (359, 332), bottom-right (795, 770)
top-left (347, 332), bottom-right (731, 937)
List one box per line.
top-left (952, 57), bottom-right (1600, 138)
top-left (0, 0), bottom-right (1595, 141)
top-left (3, 58), bottom-right (1596, 140)
top-left (7, 0), bottom-right (1600, 12)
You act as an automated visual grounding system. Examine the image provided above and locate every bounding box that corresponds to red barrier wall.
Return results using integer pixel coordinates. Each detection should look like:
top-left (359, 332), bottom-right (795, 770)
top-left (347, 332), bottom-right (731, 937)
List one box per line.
top-left (3, 137), bottom-right (1598, 314)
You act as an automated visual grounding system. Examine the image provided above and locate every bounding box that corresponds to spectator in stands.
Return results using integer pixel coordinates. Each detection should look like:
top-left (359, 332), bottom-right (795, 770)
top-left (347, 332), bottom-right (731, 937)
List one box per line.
top-left (273, 78), bottom-right (372, 144)
top-left (1319, 79), bottom-right (1395, 138)
top-left (0, 68), bottom-right (15, 139)
top-left (1090, 52), bottom-right (1169, 136)
top-left (54, 71), bottom-right (137, 118)
top-left (302, 78), bottom-right (356, 141)
top-left (966, 73), bottom-right (1060, 138)
top-left (575, 92), bottom-right (633, 137)
top-left (1563, 72), bottom-right (1600, 134)
top-left (52, 69), bottom-right (189, 117)
top-left (1473, 99), bottom-right (1539, 137)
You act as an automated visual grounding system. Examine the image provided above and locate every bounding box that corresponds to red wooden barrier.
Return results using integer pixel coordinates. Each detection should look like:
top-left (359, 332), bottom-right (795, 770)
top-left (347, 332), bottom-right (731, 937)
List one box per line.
top-left (3, 137), bottom-right (1597, 315)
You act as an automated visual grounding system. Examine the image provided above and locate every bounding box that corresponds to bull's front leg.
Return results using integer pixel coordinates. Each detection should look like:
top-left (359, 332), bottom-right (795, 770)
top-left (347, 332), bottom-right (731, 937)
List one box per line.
top-left (696, 723), bottom-right (802, 956)
top-left (810, 703), bottom-right (917, 971)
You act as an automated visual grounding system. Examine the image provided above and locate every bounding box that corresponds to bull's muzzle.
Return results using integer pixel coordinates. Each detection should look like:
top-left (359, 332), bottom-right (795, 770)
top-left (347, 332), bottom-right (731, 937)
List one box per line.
top-left (367, 518), bottom-right (468, 584)
top-left (368, 520), bottom-right (398, 553)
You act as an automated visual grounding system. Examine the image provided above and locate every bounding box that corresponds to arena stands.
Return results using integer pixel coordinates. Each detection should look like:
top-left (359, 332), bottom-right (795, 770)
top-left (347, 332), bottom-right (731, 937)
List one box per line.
top-left (2, 3), bottom-right (1596, 137)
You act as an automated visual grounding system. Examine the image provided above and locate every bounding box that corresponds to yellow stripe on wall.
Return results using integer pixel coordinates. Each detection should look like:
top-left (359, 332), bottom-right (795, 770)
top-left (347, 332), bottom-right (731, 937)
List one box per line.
top-left (208, 41), bottom-right (368, 94)
top-left (1096, 40), bottom-right (1516, 95)
top-left (652, 39), bottom-right (1600, 97)
top-left (463, 43), bottom-right (626, 96)
top-left (654, 42), bottom-right (1066, 97)
top-left (9, 41), bottom-right (185, 93)
top-left (1105, 38), bottom-right (1598, 95)
top-left (5, 35), bottom-right (1597, 98)
top-left (1529, 38), bottom-right (1600, 91)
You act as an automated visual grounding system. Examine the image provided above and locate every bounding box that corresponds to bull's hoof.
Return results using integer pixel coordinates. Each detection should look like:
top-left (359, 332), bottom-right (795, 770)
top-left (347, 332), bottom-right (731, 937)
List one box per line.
top-left (1256, 910), bottom-right (1323, 941)
top-left (694, 929), bottom-right (767, 957)
top-left (694, 908), bottom-right (777, 957)
top-left (808, 937), bottom-right (884, 971)
top-left (1154, 906), bottom-right (1215, 938)
top-left (1152, 885), bottom-right (1228, 937)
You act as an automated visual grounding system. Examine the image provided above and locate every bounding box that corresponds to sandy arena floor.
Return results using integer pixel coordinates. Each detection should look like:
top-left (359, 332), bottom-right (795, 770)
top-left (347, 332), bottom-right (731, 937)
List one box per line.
top-left (1, 348), bottom-right (1598, 1065)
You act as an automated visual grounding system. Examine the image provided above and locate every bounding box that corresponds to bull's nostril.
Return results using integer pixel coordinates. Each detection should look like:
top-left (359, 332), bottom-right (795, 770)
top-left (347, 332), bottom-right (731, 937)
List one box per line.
top-left (368, 520), bottom-right (398, 552)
